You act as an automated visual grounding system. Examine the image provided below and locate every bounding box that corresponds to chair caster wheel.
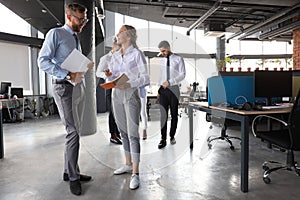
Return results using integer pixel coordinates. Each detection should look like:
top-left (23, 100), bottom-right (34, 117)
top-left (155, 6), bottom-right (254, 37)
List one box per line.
top-left (263, 177), bottom-right (271, 184)
top-left (262, 165), bottom-right (269, 171)
top-left (230, 146), bottom-right (235, 150)
top-left (208, 143), bottom-right (212, 149)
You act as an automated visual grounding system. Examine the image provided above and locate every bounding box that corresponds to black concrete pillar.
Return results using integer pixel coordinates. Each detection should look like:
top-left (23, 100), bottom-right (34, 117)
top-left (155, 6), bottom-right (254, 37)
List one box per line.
top-left (65, 0), bottom-right (97, 135)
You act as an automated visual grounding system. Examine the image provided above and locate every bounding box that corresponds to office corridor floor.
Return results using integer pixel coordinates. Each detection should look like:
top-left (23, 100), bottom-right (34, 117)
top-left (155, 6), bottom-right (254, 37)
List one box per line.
top-left (1, 109), bottom-right (300, 200)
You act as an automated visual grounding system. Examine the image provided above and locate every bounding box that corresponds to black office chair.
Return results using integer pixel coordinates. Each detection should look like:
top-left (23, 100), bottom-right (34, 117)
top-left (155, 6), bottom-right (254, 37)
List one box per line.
top-left (206, 114), bottom-right (241, 150)
top-left (251, 89), bottom-right (300, 184)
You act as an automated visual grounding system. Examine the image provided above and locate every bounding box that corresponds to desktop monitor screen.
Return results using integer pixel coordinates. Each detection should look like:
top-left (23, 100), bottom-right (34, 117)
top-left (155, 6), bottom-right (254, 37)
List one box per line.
top-left (9, 87), bottom-right (23, 98)
top-left (254, 70), bottom-right (292, 105)
top-left (0, 82), bottom-right (11, 94)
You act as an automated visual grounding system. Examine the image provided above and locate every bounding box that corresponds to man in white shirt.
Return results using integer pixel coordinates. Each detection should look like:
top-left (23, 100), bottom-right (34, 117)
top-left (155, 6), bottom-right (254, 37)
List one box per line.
top-left (157, 40), bottom-right (186, 149)
top-left (96, 38), bottom-right (122, 145)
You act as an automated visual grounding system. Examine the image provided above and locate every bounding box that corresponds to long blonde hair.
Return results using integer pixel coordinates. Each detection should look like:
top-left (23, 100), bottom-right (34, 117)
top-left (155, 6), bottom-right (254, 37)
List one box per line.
top-left (122, 25), bottom-right (138, 49)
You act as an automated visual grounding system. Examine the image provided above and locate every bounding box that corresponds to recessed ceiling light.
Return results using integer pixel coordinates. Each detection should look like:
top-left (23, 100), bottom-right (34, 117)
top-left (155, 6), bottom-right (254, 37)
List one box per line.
top-left (41, 9), bottom-right (47, 13)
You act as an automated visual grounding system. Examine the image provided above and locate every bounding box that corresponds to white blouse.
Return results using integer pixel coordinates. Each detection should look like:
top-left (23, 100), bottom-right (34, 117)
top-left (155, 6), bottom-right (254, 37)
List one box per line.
top-left (109, 45), bottom-right (150, 88)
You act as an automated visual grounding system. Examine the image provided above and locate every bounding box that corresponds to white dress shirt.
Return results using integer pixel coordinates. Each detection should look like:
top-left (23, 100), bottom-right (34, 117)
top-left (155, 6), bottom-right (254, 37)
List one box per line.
top-left (158, 53), bottom-right (186, 86)
top-left (109, 45), bottom-right (150, 88)
top-left (96, 51), bottom-right (113, 79)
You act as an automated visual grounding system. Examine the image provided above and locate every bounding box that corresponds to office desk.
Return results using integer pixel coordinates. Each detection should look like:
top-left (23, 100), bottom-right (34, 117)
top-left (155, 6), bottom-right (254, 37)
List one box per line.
top-left (146, 94), bottom-right (158, 120)
top-left (188, 102), bottom-right (291, 193)
top-left (0, 98), bottom-right (24, 122)
top-left (0, 98), bottom-right (24, 159)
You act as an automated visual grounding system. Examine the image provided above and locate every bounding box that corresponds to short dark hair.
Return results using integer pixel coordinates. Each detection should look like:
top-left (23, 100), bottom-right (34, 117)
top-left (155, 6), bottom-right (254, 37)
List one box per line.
top-left (66, 3), bottom-right (87, 15)
top-left (158, 40), bottom-right (170, 49)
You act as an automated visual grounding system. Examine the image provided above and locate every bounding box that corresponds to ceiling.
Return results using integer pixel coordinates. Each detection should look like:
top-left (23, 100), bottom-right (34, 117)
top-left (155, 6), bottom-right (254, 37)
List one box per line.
top-left (0, 0), bottom-right (300, 42)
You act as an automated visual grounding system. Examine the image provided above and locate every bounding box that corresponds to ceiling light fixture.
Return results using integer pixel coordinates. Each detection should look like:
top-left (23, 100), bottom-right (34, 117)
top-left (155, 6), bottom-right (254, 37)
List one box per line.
top-left (186, 0), bottom-right (222, 36)
top-left (41, 9), bottom-right (47, 13)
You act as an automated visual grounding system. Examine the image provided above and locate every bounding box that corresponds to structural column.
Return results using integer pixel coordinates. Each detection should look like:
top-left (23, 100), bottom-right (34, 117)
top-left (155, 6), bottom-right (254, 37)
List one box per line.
top-left (293, 28), bottom-right (300, 70)
top-left (216, 35), bottom-right (226, 68)
top-left (65, 0), bottom-right (97, 135)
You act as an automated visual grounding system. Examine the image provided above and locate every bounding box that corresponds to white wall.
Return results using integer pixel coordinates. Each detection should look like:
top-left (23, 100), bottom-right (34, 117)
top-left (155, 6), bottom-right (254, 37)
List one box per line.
top-left (0, 42), bottom-right (30, 91)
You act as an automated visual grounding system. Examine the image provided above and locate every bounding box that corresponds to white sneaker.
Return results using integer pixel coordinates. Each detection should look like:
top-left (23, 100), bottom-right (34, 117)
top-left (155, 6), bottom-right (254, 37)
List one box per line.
top-left (114, 165), bottom-right (133, 175)
top-left (129, 174), bottom-right (139, 190)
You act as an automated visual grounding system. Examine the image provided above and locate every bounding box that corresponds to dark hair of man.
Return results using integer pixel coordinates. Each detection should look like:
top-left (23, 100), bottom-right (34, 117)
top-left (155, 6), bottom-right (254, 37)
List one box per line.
top-left (158, 40), bottom-right (170, 50)
top-left (66, 3), bottom-right (87, 15)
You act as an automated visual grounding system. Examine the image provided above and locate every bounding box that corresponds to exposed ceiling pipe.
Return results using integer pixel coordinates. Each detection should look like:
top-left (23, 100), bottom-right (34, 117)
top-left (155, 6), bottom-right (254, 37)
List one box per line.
top-left (258, 19), bottom-right (300, 40)
top-left (226, 2), bottom-right (300, 43)
top-left (35, 0), bottom-right (62, 25)
top-left (186, 0), bottom-right (222, 36)
top-left (238, 11), bottom-right (300, 40)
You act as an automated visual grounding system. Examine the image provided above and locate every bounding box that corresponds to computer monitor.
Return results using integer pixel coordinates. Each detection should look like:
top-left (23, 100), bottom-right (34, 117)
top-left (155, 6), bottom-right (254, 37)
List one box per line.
top-left (0, 82), bottom-right (12, 95)
top-left (8, 87), bottom-right (23, 98)
top-left (254, 70), bottom-right (292, 106)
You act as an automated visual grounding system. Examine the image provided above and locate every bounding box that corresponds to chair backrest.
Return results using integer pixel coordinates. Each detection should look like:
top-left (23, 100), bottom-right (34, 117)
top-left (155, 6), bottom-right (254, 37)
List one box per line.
top-left (288, 88), bottom-right (300, 150)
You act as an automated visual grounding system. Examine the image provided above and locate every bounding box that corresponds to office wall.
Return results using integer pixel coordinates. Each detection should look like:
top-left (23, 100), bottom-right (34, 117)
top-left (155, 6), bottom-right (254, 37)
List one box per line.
top-left (0, 42), bottom-right (30, 90)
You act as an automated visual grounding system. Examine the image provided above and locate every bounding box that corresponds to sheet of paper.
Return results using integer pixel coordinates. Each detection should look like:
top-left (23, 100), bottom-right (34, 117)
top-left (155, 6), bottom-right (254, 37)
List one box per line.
top-left (61, 49), bottom-right (92, 72)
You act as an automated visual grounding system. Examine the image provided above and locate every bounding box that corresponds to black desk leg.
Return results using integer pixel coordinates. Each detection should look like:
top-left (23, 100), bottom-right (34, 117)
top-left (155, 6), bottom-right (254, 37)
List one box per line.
top-left (189, 106), bottom-right (193, 149)
top-left (241, 116), bottom-right (249, 192)
top-left (0, 107), bottom-right (3, 159)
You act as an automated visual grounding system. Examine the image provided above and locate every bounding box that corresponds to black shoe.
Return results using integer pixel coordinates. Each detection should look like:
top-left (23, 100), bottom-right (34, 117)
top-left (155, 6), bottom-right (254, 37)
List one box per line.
top-left (110, 137), bottom-right (122, 145)
top-left (70, 180), bottom-right (81, 196)
top-left (63, 173), bottom-right (92, 182)
top-left (116, 134), bottom-right (121, 140)
top-left (170, 137), bottom-right (176, 145)
top-left (158, 140), bottom-right (167, 149)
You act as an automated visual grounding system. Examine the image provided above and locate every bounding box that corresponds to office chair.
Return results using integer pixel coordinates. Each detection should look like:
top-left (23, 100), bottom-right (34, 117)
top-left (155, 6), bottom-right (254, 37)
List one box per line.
top-left (251, 89), bottom-right (300, 184)
top-left (206, 114), bottom-right (241, 150)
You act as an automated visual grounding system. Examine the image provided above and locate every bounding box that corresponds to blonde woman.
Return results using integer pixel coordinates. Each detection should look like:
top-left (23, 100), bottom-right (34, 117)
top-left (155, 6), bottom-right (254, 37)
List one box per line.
top-left (106, 25), bottom-right (150, 189)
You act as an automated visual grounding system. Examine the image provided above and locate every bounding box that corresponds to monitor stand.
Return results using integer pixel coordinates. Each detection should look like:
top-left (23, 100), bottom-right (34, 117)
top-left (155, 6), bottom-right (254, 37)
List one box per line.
top-left (265, 97), bottom-right (272, 106)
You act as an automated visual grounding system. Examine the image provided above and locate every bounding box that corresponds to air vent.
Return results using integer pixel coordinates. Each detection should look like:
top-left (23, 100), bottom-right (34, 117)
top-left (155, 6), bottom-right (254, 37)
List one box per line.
top-left (204, 24), bottom-right (225, 37)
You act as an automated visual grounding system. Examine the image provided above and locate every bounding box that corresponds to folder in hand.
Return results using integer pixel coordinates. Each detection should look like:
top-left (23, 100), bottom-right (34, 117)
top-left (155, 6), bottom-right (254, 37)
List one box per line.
top-left (100, 73), bottom-right (129, 90)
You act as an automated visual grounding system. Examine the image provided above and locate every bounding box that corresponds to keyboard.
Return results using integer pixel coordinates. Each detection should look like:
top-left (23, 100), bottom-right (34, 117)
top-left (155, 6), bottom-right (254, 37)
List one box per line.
top-left (262, 103), bottom-right (293, 110)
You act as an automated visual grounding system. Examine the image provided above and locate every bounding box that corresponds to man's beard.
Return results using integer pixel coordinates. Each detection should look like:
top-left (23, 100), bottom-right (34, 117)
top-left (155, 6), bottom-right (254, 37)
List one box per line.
top-left (72, 24), bottom-right (83, 32)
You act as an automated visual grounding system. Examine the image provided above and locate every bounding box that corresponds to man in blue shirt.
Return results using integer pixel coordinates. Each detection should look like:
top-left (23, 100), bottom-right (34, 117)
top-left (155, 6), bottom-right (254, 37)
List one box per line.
top-left (38, 3), bottom-right (92, 196)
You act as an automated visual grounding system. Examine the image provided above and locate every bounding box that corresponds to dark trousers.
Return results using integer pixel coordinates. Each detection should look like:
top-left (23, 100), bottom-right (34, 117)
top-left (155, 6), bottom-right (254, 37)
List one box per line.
top-left (106, 89), bottom-right (119, 135)
top-left (158, 85), bottom-right (180, 140)
top-left (52, 82), bottom-right (85, 181)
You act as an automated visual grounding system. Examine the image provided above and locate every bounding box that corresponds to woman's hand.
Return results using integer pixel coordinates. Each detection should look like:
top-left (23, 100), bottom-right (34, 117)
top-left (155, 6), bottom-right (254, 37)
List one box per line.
top-left (104, 69), bottom-right (112, 77)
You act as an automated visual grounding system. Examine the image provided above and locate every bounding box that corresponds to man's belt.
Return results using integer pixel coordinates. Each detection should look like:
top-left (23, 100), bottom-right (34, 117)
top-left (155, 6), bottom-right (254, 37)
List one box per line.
top-left (52, 79), bottom-right (72, 85)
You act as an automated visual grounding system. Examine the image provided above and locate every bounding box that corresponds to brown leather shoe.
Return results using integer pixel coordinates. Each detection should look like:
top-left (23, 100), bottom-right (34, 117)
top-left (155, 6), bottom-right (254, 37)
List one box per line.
top-left (110, 134), bottom-right (122, 144)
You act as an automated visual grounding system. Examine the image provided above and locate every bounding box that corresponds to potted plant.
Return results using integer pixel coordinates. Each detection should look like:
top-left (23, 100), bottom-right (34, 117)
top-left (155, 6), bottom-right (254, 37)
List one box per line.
top-left (216, 59), bottom-right (226, 71)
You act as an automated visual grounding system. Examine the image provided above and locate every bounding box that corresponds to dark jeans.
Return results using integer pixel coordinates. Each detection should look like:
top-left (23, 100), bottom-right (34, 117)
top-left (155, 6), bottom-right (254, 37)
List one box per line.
top-left (158, 85), bottom-right (179, 140)
top-left (106, 89), bottom-right (119, 135)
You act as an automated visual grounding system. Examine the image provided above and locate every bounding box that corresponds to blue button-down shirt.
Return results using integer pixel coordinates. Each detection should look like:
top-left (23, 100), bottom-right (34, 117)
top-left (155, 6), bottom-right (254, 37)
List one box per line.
top-left (37, 24), bottom-right (79, 79)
